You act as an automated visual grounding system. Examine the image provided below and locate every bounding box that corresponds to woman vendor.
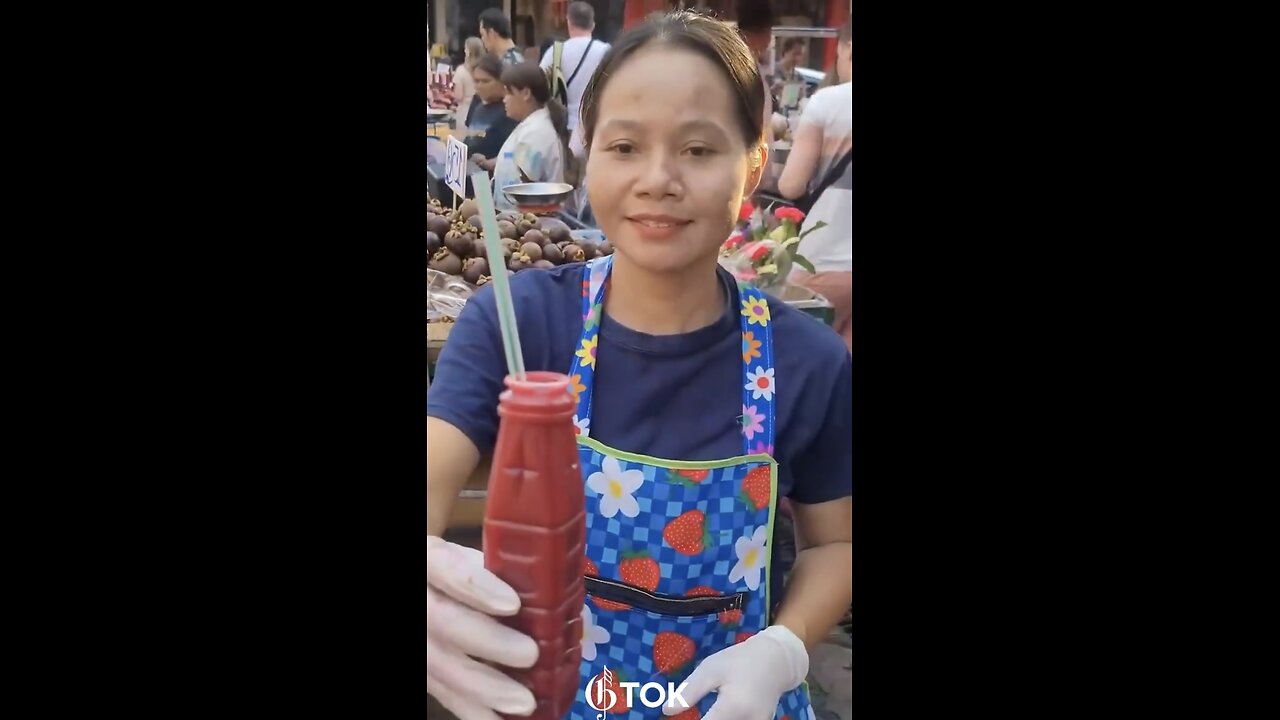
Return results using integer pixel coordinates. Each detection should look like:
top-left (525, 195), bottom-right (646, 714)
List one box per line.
top-left (426, 12), bottom-right (852, 720)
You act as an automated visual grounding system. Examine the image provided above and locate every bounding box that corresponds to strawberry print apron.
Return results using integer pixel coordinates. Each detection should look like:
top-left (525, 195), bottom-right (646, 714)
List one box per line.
top-left (566, 255), bottom-right (813, 720)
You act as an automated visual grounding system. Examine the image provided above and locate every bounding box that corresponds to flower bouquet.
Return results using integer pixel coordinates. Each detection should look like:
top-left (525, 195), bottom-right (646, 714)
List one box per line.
top-left (719, 201), bottom-right (827, 291)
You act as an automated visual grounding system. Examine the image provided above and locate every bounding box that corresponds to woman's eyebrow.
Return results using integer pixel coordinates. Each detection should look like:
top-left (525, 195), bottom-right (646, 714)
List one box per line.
top-left (673, 119), bottom-right (730, 139)
top-left (597, 118), bottom-right (730, 139)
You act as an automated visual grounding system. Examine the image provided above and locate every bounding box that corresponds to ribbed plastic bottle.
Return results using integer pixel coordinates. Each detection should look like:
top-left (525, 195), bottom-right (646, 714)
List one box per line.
top-left (483, 371), bottom-right (586, 720)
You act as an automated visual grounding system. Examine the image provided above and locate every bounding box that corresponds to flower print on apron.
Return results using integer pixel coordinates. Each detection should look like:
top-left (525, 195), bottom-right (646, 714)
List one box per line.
top-left (566, 255), bottom-right (814, 720)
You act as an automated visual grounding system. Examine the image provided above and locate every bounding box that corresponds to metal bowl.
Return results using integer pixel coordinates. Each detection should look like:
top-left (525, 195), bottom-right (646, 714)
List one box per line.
top-left (502, 182), bottom-right (575, 208)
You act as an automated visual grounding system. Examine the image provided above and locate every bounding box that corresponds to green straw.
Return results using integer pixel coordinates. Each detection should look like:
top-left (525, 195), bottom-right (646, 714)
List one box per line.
top-left (470, 172), bottom-right (526, 380)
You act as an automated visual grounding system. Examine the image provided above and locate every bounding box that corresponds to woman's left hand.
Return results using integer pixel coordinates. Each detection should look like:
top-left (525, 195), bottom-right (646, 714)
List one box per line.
top-left (662, 625), bottom-right (809, 720)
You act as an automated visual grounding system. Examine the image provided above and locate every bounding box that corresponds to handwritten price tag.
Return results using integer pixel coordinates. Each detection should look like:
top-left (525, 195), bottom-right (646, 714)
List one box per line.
top-left (444, 135), bottom-right (468, 197)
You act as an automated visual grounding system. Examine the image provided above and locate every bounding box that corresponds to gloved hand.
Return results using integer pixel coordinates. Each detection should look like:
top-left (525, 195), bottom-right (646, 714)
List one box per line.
top-left (427, 536), bottom-right (540, 719)
top-left (663, 625), bottom-right (809, 720)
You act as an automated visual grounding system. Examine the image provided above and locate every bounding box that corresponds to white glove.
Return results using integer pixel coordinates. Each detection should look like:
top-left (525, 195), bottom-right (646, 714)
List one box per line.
top-left (663, 625), bottom-right (809, 720)
top-left (427, 536), bottom-right (540, 719)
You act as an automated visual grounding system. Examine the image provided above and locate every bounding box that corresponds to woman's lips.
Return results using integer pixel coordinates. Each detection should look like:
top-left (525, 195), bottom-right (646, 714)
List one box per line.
top-left (626, 215), bottom-right (692, 241)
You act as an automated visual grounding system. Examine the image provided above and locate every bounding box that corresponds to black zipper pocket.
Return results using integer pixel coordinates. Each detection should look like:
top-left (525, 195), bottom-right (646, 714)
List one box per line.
top-left (585, 576), bottom-right (746, 617)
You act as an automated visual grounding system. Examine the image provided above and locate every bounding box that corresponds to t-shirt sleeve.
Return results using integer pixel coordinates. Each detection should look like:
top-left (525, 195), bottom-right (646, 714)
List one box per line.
top-left (799, 87), bottom-right (833, 127)
top-left (427, 287), bottom-right (508, 454)
top-left (787, 352), bottom-right (853, 504)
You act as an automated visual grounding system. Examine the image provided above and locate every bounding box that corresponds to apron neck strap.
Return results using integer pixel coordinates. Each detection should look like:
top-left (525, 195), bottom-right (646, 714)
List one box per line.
top-left (572, 256), bottom-right (777, 455)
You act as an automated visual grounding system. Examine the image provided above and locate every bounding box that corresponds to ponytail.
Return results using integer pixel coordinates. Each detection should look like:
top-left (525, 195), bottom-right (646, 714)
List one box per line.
top-left (544, 97), bottom-right (581, 186)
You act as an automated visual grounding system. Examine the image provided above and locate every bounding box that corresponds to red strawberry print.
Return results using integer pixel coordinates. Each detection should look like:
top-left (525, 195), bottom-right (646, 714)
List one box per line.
top-left (670, 707), bottom-right (701, 720)
top-left (618, 552), bottom-right (660, 592)
top-left (684, 586), bottom-right (742, 627)
top-left (662, 510), bottom-right (713, 555)
top-left (734, 631), bottom-right (755, 645)
top-left (738, 465), bottom-right (771, 511)
top-left (653, 631), bottom-right (696, 675)
top-left (665, 468), bottom-right (709, 487)
top-left (584, 557), bottom-right (631, 611)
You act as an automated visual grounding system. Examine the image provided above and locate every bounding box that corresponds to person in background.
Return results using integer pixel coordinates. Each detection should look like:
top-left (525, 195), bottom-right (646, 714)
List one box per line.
top-left (735, 0), bottom-right (776, 143)
top-left (522, 45), bottom-right (541, 63)
top-left (452, 37), bottom-right (485, 133)
top-left (478, 8), bottom-right (524, 67)
top-left (772, 37), bottom-right (806, 101)
top-left (778, 19), bottom-right (852, 352)
top-left (539, 1), bottom-right (610, 160)
top-left (463, 55), bottom-right (518, 166)
top-left (488, 62), bottom-right (580, 212)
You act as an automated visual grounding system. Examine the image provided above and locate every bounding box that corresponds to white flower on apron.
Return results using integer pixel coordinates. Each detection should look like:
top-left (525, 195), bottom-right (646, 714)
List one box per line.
top-left (745, 366), bottom-right (776, 401)
top-left (586, 455), bottom-right (645, 519)
top-left (729, 526), bottom-right (770, 591)
top-left (579, 604), bottom-right (611, 662)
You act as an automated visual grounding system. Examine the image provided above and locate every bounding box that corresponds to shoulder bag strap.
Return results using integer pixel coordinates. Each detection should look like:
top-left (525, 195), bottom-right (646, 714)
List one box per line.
top-left (565, 39), bottom-right (595, 86)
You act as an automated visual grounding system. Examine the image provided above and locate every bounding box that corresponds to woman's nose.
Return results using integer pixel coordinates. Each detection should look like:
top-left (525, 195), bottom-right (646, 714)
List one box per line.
top-left (633, 152), bottom-right (680, 199)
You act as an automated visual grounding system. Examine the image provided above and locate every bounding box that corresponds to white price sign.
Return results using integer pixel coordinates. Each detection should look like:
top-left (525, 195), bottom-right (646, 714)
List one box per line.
top-left (444, 135), bottom-right (468, 197)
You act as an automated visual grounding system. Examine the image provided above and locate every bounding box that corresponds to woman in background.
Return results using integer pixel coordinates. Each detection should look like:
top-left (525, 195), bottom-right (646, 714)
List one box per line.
top-left (462, 54), bottom-right (518, 164)
top-left (451, 37), bottom-right (485, 133)
top-left (487, 62), bottom-right (580, 212)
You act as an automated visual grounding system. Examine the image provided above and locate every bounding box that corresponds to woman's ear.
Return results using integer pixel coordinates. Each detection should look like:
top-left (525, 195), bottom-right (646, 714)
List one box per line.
top-left (743, 142), bottom-right (770, 196)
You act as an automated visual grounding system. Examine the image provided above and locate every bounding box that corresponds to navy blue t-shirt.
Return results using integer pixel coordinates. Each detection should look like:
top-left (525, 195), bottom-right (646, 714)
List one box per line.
top-left (428, 263), bottom-right (852, 606)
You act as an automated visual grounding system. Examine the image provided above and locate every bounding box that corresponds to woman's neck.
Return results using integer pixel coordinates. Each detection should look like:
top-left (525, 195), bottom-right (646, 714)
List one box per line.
top-left (603, 253), bottom-right (724, 335)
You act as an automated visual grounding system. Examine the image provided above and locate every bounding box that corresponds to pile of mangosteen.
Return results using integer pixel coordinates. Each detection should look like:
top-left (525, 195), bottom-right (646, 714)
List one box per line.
top-left (427, 197), bottom-right (612, 287)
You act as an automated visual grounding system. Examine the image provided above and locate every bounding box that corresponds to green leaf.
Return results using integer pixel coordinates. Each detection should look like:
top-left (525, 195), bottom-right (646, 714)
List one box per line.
top-left (701, 527), bottom-right (714, 550)
top-left (796, 220), bottom-right (828, 242)
top-left (781, 237), bottom-right (801, 250)
top-left (792, 253), bottom-right (816, 274)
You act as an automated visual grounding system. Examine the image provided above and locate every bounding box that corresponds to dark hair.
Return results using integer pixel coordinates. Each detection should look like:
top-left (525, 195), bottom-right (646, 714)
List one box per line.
top-left (567, 1), bottom-right (595, 30)
top-left (734, 0), bottom-right (773, 33)
top-left (580, 11), bottom-right (765, 151)
top-left (478, 8), bottom-right (512, 39)
top-left (473, 54), bottom-right (504, 83)
top-left (501, 62), bottom-right (581, 185)
top-left (839, 19), bottom-right (851, 43)
top-left (782, 38), bottom-right (805, 54)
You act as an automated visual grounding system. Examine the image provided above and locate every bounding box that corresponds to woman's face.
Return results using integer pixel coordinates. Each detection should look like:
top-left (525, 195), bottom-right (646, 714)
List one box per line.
top-left (503, 86), bottom-right (536, 121)
top-left (586, 46), bottom-right (764, 277)
top-left (474, 69), bottom-right (503, 103)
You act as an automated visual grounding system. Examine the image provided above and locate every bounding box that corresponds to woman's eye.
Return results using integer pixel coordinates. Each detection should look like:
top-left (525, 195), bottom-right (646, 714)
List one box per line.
top-left (608, 143), bottom-right (635, 155)
top-left (686, 146), bottom-right (714, 157)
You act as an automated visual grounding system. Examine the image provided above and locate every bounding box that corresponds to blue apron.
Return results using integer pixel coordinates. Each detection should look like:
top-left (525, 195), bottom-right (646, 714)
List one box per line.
top-left (566, 256), bottom-right (813, 719)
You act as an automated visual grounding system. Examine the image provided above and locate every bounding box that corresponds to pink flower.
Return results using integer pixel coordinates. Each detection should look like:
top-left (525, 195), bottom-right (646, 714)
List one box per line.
top-left (741, 404), bottom-right (765, 440)
top-left (739, 201), bottom-right (755, 222)
top-left (749, 243), bottom-right (771, 262)
top-left (750, 441), bottom-right (774, 456)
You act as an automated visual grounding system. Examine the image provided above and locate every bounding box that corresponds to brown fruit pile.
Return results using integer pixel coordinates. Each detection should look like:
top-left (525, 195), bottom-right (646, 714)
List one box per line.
top-left (427, 197), bottom-right (612, 287)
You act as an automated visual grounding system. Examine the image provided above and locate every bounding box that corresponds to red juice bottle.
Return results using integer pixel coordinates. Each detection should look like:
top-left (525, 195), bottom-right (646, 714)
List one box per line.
top-left (483, 371), bottom-right (586, 720)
